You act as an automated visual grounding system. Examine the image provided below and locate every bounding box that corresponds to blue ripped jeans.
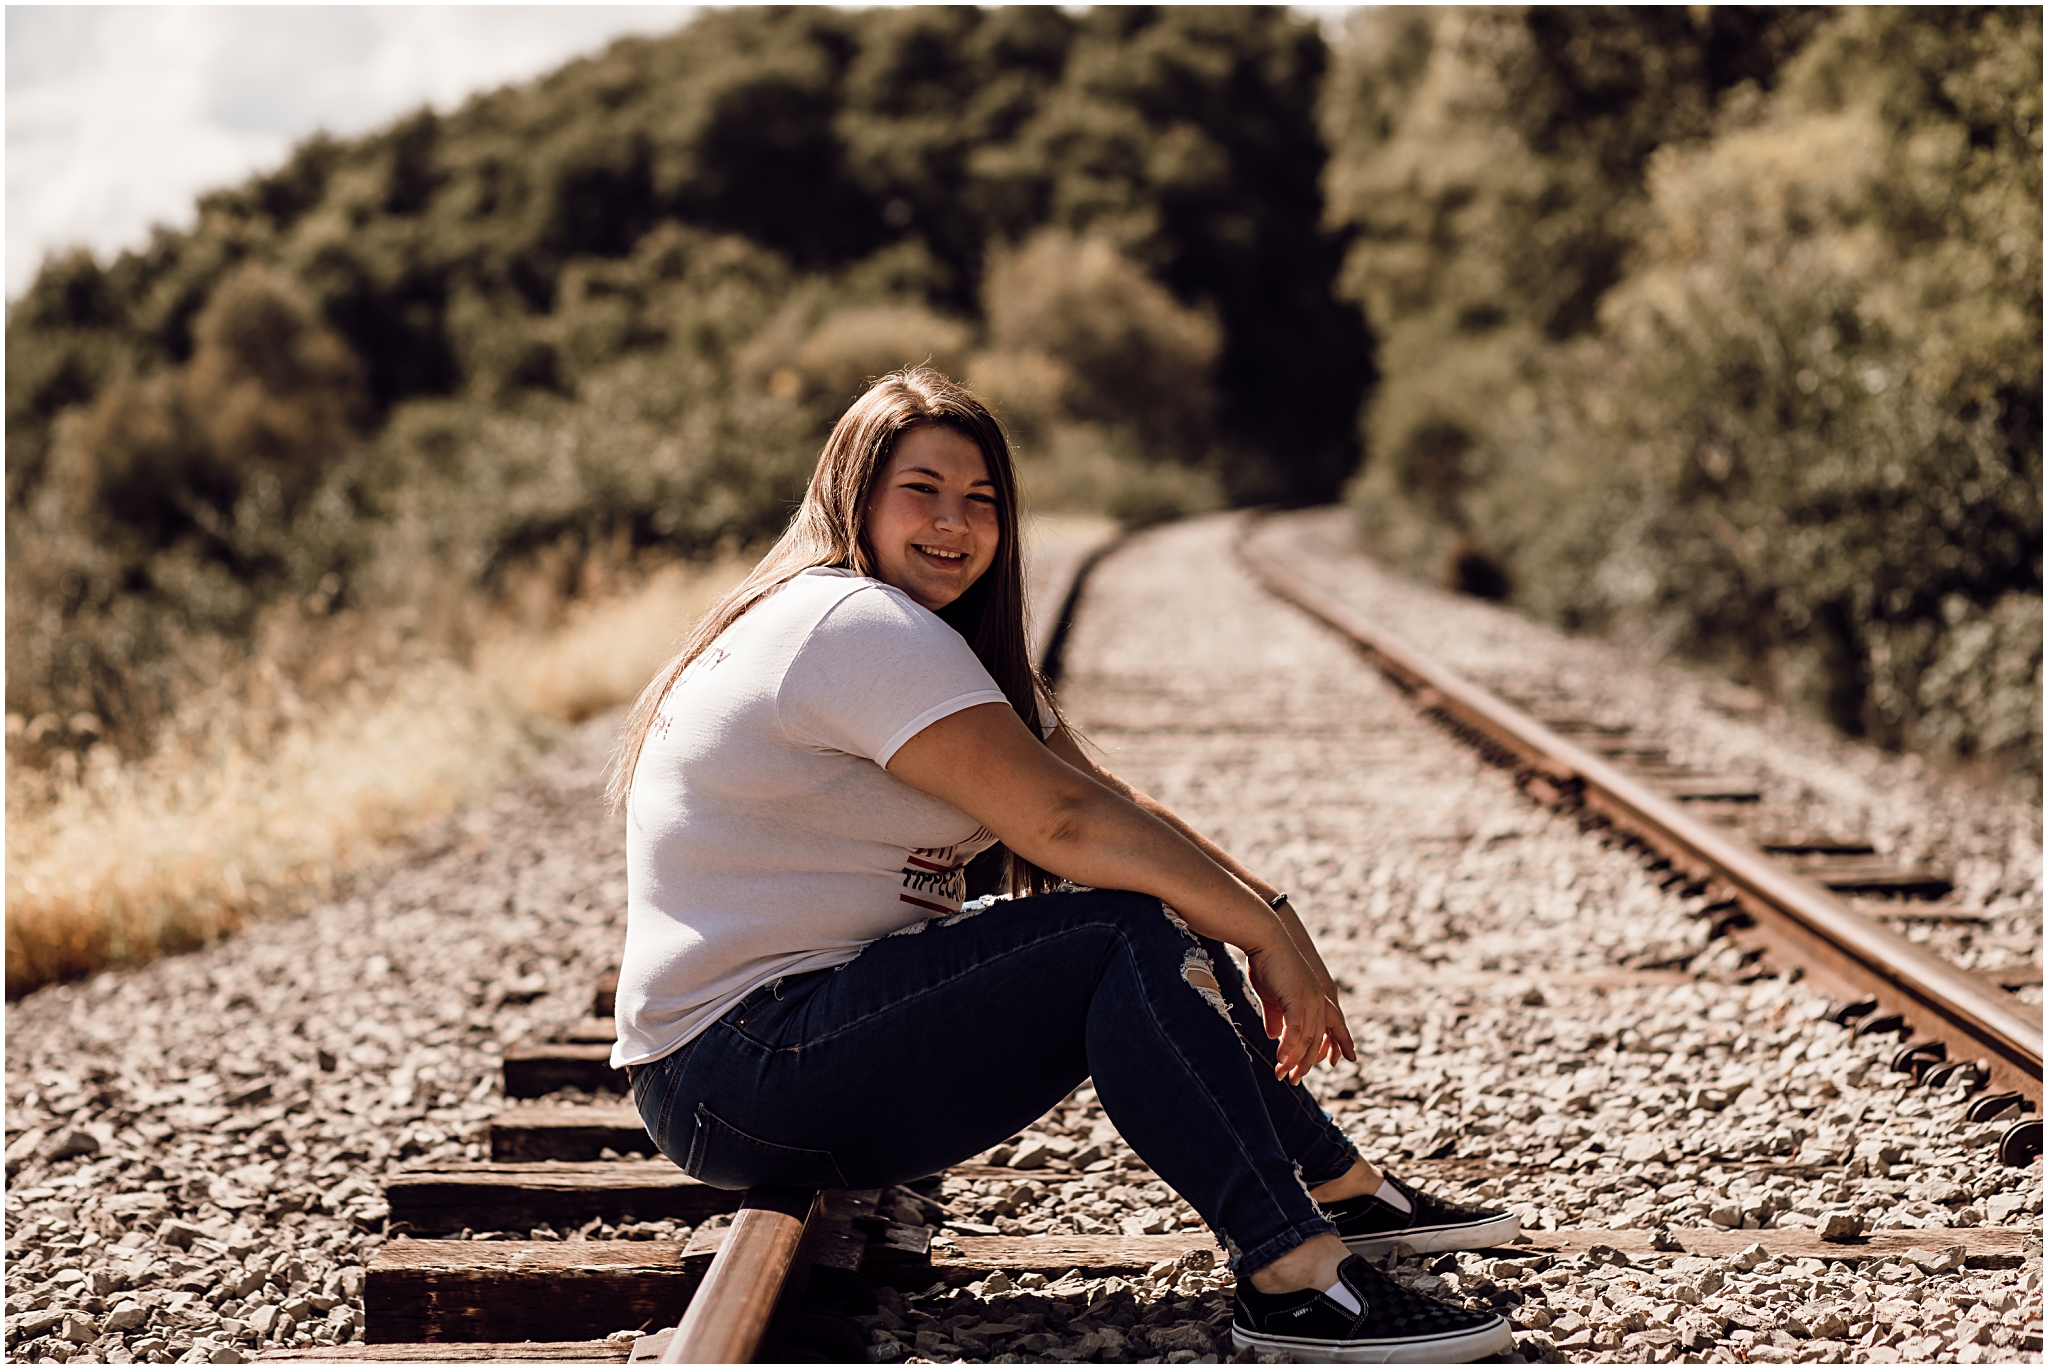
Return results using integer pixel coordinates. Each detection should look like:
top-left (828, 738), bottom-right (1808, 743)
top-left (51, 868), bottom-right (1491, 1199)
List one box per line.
top-left (629, 888), bottom-right (1356, 1274)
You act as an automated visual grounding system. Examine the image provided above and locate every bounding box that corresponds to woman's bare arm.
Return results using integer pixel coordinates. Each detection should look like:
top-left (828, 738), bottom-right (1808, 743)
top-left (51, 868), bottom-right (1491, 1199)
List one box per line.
top-left (887, 702), bottom-right (1345, 1081)
top-left (1048, 727), bottom-right (1348, 1028)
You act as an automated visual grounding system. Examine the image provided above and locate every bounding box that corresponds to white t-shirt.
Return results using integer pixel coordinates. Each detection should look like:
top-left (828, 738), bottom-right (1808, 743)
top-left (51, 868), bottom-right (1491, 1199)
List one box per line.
top-left (612, 567), bottom-right (1022, 1068)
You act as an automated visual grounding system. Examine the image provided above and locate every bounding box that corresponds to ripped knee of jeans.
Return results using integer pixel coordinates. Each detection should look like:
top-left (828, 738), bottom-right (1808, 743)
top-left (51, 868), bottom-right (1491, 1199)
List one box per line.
top-left (1180, 946), bottom-right (1237, 1026)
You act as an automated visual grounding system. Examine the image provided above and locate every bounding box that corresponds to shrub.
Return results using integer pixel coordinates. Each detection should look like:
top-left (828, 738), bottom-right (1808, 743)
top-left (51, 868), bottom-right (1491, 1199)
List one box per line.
top-left (49, 264), bottom-right (364, 550)
top-left (972, 230), bottom-right (1225, 524)
top-left (1326, 6), bottom-right (1821, 576)
top-left (1330, 6), bottom-right (2041, 792)
top-left (979, 230), bottom-right (1220, 456)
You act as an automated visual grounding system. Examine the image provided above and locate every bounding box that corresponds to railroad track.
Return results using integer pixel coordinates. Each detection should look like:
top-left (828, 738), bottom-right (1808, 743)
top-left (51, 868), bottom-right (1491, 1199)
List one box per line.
top-left (271, 961), bottom-right (2035, 1364)
top-left (8, 512), bottom-right (2031, 1369)
top-left (1234, 516), bottom-right (2043, 1168)
top-left (247, 514), bottom-right (2039, 1364)
top-left (260, 518), bottom-right (2048, 1360)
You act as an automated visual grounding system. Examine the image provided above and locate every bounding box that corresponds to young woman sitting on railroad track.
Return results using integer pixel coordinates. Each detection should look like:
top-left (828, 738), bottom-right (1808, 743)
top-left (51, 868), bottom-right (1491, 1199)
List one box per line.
top-left (607, 368), bottom-right (1518, 1363)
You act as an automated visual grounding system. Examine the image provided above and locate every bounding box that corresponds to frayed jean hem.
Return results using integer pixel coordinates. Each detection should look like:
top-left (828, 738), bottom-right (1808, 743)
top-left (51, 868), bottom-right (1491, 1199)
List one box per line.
top-left (1228, 1212), bottom-right (1341, 1277)
top-left (1298, 1143), bottom-right (1363, 1192)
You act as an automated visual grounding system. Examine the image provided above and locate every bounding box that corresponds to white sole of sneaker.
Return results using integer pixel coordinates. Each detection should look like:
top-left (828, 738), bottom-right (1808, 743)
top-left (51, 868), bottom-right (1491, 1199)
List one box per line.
top-left (1231, 1316), bottom-right (1514, 1364)
top-left (1340, 1212), bottom-right (1522, 1259)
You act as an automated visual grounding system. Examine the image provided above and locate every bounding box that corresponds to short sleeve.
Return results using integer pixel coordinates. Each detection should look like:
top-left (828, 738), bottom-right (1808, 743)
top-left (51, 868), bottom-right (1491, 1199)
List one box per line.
top-left (778, 584), bottom-right (1014, 767)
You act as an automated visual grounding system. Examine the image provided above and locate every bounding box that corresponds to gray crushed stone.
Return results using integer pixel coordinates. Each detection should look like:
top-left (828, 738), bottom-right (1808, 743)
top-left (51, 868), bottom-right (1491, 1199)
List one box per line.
top-left (1257, 509), bottom-right (2043, 1000)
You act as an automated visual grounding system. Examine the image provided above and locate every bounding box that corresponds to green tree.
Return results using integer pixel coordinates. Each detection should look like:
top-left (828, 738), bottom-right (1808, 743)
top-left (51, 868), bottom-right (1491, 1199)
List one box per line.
top-left (1324, 5), bottom-right (1819, 567)
top-left (1326, 6), bottom-right (2042, 787)
top-left (998, 7), bottom-right (1371, 501)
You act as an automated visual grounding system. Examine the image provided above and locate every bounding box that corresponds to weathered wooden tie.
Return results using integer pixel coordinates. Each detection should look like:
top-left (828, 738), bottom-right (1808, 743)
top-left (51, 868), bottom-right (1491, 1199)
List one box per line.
top-left (363, 1239), bottom-right (699, 1343)
top-left (1533, 720), bottom-right (1963, 897)
top-left (490, 1101), bottom-right (648, 1162)
top-left (325, 1219), bottom-right (2034, 1362)
top-left (386, 1161), bottom-right (738, 1232)
top-left (358, 1150), bottom-right (938, 1362)
top-left (502, 1039), bottom-right (623, 1097)
top-left (1785, 858), bottom-right (1956, 899)
top-left (909, 1225), bottom-right (2033, 1283)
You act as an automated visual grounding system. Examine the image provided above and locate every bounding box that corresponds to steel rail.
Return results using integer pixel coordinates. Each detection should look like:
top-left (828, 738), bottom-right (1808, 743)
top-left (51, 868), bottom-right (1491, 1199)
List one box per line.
top-left (1235, 520), bottom-right (2042, 1105)
top-left (663, 1187), bottom-right (820, 1363)
top-left (1037, 531), bottom-right (1130, 689)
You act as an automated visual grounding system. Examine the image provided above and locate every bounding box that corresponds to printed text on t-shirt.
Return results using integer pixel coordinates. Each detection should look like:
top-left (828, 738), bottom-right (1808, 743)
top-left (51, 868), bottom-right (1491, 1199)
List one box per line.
top-left (897, 830), bottom-right (991, 915)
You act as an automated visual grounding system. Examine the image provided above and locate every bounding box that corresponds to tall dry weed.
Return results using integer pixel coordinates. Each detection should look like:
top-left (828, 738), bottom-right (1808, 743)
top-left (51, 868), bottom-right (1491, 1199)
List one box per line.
top-left (5, 555), bottom-right (748, 998)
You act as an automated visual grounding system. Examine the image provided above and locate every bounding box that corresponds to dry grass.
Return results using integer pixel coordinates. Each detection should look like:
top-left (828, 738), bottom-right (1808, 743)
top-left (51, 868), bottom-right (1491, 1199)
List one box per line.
top-left (4, 555), bottom-right (749, 999)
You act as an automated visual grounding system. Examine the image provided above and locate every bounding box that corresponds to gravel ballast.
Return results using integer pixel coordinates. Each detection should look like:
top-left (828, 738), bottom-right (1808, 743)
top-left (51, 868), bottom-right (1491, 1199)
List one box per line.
top-left (1252, 509), bottom-right (2043, 1000)
top-left (7, 512), bottom-right (2041, 1365)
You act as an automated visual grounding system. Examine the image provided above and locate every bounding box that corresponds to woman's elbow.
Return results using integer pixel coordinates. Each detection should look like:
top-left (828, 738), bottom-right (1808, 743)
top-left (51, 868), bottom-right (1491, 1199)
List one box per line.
top-left (1021, 791), bottom-right (1098, 860)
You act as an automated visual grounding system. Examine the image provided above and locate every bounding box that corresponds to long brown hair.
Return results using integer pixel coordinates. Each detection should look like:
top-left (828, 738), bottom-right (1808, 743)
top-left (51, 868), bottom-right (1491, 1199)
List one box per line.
top-left (608, 367), bottom-right (1065, 894)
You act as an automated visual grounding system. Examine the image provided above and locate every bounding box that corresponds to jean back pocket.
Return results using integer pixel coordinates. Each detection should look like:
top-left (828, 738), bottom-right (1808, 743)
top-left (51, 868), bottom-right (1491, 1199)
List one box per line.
top-left (683, 1104), bottom-right (848, 1191)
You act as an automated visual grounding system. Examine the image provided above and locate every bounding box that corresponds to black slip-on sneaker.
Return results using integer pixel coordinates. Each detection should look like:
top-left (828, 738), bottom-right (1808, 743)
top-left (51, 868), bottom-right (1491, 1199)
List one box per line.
top-left (1321, 1173), bottom-right (1520, 1258)
top-left (1232, 1254), bottom-right (1513, 1364)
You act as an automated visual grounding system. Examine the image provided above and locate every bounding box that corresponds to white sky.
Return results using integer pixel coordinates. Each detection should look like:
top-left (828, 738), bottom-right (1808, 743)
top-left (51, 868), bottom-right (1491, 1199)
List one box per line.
top-left (6, 6), bottom-right (1365, 303)
top-left (5, 5), bottom-right (697, 299)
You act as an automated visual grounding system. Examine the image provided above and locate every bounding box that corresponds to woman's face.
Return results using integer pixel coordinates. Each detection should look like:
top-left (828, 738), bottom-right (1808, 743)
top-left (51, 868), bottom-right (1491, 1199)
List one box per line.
top-left (862, 425), bottom-right (1000, 611)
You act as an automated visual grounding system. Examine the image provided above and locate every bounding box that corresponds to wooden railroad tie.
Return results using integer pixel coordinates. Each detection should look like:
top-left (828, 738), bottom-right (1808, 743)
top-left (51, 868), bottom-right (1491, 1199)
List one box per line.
top-left (1531, 716), bottom-right (1964, 898)
top-left (291, 976), bottom-right (2040, 1366)
top-left (491, 1101), bottom-right (647, 1163)
top-left (329, 1179), bottom-right (932, 1362)
top-left (501, 968), bottom-right (628, 1098)
top-left (502, 1038), bottom-right (623, 1098)
top-left (279, 1196), bottom-right (2035, 1364)
top-left (386, 1161), bottom-right (736, 1232)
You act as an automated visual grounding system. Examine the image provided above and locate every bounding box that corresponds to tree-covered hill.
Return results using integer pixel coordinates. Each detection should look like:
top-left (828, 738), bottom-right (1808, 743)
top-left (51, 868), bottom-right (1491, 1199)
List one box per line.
top-left (8, 7), bottom-right (1366, 503)
top-left (7, 5), bottom-right (1369, 756)
top-left (7, 4), bottom-right (2037, 794)
top-left (1324, 6), bottom-right (2041, 787)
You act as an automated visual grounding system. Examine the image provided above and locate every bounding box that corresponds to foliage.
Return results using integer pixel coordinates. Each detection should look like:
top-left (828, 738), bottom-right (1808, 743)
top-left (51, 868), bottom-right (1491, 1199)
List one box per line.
top-left (5, 553), bottom-right (749, 998)
top-left (1325, 6), bottom-right (1820, 549)
top-left (6, 5), bottom-right (1368, 765)
top-left (988, 9), bottom-right (1372, 502)
top-left (1325, 6), bottom-right (2042, 791)
top-left (974, 230), bottom-right (1225, 525)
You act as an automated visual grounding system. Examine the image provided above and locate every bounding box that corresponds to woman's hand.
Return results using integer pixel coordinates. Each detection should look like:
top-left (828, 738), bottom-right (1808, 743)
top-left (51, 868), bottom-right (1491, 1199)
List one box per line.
top-left (1244, 940), bottom-right (1352, 1084)
top-left (1041, 727), bottom-right (1357, 1073)
top-left (1265, 898), bottom-right (1355, 1067)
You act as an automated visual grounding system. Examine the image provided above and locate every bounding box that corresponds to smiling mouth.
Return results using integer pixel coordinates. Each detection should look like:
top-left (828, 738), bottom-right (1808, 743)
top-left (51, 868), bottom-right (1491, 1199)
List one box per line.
top-left (916, 544), bottom-right (968, 563)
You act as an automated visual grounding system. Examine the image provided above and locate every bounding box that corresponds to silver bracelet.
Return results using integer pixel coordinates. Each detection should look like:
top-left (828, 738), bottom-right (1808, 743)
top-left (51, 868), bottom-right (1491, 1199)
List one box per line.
top-left (1268, 892), bottom-right (1291, 912)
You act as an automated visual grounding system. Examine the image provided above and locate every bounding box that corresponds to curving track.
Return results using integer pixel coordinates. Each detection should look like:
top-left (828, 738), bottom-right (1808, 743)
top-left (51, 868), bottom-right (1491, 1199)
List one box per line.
top-left (1236, 514), bottom-right (2041, 1125)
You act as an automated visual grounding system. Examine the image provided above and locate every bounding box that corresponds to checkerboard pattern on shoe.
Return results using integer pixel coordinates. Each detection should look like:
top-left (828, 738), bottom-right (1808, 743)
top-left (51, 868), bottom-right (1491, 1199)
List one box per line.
top-left (1232, 1254), bottom-right (1514, 1363)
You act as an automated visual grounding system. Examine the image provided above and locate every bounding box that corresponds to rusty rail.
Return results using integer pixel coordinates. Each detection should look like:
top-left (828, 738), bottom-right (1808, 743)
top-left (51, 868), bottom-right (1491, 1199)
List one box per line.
top-left (662, 1187), bottom-right (820, 1363)
top-left (1235, 519), bottom-right (2042, 1106)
